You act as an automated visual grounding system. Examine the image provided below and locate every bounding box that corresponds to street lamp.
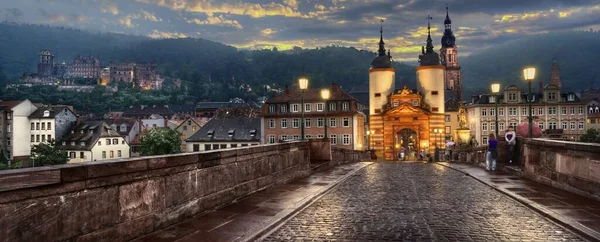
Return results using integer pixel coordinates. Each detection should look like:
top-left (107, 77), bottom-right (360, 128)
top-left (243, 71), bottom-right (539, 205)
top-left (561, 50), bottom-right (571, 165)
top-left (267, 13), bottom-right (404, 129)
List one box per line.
top-left (433, 128), bottom-right (440, 161)
top-left (321, 88), bottom-right (330, 139)
top-left (298, 78), bottom-right (309, 140)
top-left (491, 83), bottom-right (501, 138)
top-left (523, 67), bottom-right (536, 138)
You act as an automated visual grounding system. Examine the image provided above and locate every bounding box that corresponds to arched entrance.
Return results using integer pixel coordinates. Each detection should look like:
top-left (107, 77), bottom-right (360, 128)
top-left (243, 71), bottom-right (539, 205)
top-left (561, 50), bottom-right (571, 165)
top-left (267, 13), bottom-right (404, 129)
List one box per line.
top-left (395, 128), bottom-right (419, 160)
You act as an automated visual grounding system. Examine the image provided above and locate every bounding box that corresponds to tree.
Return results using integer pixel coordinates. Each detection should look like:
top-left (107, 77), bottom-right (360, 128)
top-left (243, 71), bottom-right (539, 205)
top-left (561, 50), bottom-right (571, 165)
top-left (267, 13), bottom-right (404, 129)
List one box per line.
top-left (31, 139), bottom-right (68, 166)
top-left (579, 129), bottom-right (600, 143)
top-left (140, 128), bottom-right (182, 156)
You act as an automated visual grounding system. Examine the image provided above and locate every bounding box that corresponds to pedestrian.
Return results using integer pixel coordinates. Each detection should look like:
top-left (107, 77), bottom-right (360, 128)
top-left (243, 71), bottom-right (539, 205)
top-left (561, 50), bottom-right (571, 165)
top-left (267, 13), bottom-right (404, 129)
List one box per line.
top-left (400, 148), bottom-right (405, 161)
top-left (486, 133), bottom-right (498, 171)
top-left (419, 150), bottom-right (424, 161)
top-left (505, 126), bottom-right (516, 163)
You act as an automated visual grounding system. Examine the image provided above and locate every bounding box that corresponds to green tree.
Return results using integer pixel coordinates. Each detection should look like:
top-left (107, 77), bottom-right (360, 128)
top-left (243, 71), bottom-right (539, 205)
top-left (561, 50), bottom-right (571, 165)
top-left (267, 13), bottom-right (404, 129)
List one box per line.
top-left (31, 139), bottom-right (68, 166)
top-left (140, 128), bottom-right (182, 156)
top-left (579, 129), bottom-right (600, 143)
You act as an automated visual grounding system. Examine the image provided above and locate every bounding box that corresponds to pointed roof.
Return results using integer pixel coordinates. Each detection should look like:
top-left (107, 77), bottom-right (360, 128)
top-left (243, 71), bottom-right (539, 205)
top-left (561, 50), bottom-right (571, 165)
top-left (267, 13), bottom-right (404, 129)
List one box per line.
top-left (370, 19), bottom-right (393, 70)
top-left (441, 6), bottom-right (456, 48)
top-left (419, 16), bottom-right (441, 66)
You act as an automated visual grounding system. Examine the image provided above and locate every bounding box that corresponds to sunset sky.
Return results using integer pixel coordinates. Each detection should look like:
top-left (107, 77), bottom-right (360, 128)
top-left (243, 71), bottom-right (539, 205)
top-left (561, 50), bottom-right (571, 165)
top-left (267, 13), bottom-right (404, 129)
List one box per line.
top-left (2, 0), bottom-right (599, 62)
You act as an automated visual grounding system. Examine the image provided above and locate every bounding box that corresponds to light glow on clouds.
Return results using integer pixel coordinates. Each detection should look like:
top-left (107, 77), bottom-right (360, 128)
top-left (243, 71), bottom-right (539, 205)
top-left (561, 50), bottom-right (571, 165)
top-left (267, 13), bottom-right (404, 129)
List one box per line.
top-left (2, 0), bottom-right (600, 62)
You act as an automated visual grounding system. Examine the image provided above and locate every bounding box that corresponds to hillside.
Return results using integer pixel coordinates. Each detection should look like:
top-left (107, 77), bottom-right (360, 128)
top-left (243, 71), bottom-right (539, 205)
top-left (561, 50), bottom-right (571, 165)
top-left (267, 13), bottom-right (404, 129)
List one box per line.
top-left (461, 30), bottom-right (600, 97)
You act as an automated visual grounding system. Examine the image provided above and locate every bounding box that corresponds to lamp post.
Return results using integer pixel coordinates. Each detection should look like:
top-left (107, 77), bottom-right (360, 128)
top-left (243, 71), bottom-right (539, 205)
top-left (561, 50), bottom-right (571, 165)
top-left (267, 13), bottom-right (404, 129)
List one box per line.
top-left (523, 67), bottom-right (536, 138)
top-left (491, 83), bottom-right (501, 138)
top-left (298, 78), bottom-right (309, 140)
top-left (321, 88), bottom-right (330, 139)
top-left (433, 128), bottom-right (440, 161)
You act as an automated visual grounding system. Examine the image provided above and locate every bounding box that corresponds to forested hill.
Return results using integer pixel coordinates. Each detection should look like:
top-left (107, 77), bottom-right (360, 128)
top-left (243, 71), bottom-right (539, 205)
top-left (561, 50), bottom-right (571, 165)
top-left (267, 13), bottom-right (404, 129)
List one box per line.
top-left (461, 30), bottom-right (600, 97)
top-left (0, 22), bottom-right (416, 96)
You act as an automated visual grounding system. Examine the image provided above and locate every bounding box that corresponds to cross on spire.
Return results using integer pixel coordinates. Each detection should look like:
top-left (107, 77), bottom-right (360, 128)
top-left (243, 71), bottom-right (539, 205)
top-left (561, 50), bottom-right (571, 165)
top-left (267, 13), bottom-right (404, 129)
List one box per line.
top-left (378, 19), bottom-right (386, 56)
top-left (426, 15), bottom-right (434, 53)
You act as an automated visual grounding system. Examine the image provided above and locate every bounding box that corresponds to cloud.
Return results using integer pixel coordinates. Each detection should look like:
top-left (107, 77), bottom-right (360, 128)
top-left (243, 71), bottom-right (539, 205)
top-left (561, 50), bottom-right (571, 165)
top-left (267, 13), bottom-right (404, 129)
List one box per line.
top-left (148, 30), bottom-right (188, 38)
top-left (140, 9), bottom-right (162, 22)
top-left (283, 0), bottom-right (298, 10)
top-left (185, 15), bottom-right (242, 29)
top-left (38, 9), bottom-right (86, 24)
top-left (119, 9), bottom-right (162, 28)
top-left (101, 2), bottom-right (119, 15)
top-left (261, 28), bottom-right (277, 36)
top-left (135, 0), bottom-right (309, 18)
top-left (119, 16), bottom-right (135, 28)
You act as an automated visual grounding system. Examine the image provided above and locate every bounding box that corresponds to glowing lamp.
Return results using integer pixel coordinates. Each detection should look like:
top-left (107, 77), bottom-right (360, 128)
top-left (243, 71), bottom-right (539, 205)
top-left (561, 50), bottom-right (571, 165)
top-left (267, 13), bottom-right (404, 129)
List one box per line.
top-left (298, 78), bottom-right (309, 90)
top-left (491, 83), bottom-right (501, 94)
top-left (523, 67), bottom-right (536, 81)
top-left (321, 89), bottom-right (330, 100)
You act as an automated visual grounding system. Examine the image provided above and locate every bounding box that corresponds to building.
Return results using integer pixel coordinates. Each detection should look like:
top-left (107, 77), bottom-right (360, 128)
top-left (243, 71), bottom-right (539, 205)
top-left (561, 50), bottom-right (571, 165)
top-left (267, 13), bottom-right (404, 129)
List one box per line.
top-left (0, 100), bottom-right (38, 161)
top-left (66, 55), bottom-right (101, 79)
top-left (467, 61), bottom-right (587, 142)
top-left (587, 100), bottom-right (600, 131)
top-left (108, 62), bottom-right (135, 83)
top-left (440, 7), bottom-right (462, 102)
top-left (37, 50), bottom-right (55, 77)
top-left (195, 101), bottom-right (251, 118)
top-left (105, 119), bottom-right (140, 144)
top-left (28, 105), bottom-right (77, 147)
top-left (107, 62), bottom-right (159, 88)
top-left (169, 105), bottom-right (197, 119)
top-left (61, 120), bottom-right (129, 163)
top-left (169, 116), bottom-right (204, 152)
top-left (123, 105), bottom-right (174, 120)
top-left (186, 118), bottom-right (261, 152)
top-left (262, 83), bottom-right (367, 150)
top-left (369, 15), bottom-right (456, 160)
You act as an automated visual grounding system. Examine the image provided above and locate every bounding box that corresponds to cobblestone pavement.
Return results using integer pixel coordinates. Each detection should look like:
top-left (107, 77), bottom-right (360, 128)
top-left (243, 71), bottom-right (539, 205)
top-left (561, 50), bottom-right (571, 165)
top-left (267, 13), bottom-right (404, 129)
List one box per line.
top-left (263, 162), bottom-right (585, 241)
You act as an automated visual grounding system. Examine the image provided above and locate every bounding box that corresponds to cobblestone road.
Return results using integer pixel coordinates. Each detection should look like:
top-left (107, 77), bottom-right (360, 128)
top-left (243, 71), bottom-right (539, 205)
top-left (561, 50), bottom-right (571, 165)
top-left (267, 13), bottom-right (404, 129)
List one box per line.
top-left (264, 162), bottom-right (584, 241)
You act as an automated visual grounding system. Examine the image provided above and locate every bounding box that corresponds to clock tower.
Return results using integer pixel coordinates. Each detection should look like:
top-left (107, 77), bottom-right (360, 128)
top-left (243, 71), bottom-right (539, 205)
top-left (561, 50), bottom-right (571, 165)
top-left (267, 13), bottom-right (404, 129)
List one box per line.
top-left (440, 7), bottom-right (462, 102)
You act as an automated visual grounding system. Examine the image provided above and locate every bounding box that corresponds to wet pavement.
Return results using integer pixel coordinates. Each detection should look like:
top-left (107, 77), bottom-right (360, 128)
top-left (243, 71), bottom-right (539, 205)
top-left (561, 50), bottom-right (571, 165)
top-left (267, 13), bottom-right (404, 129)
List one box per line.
top-left (263, 162), bottom-right (588, 241)
top-left (439, 162), bottom-right (600, 241)
top-left (134, 162), bottom-right (372, 242)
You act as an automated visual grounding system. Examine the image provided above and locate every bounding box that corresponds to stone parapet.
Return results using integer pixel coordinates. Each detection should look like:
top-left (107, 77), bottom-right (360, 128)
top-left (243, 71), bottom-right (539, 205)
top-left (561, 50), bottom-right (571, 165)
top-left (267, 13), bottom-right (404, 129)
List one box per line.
top-left (0, 141), bottom-right (310, 241)
top-left (331, 147), bottom-right (371, 166)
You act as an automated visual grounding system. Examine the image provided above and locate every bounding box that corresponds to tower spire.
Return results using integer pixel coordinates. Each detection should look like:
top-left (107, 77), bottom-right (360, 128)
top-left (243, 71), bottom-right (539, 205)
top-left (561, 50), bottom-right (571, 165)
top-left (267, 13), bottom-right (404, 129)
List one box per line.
top-left (426, 15), bottom-right (434, 53)
top-left (378, 19), bottom-right (386, 56)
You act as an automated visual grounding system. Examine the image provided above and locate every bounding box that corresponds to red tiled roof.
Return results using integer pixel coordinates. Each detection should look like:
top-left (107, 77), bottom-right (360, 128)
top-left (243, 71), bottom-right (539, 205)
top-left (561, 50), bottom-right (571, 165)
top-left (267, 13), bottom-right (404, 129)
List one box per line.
top-left (0, 101), bottom-right (24, 109)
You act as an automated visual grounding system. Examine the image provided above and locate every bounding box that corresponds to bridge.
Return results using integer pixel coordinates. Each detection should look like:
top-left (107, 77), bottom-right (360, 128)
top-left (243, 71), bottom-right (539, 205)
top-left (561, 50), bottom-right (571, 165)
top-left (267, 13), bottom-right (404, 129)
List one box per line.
top-left (1, 138), bottom-right (600, 241)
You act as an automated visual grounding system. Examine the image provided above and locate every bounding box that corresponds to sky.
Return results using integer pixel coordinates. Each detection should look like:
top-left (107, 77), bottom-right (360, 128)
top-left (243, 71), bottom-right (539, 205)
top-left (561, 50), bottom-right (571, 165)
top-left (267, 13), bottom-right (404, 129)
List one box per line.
top-left (2, 0), bottom-right (600, 62)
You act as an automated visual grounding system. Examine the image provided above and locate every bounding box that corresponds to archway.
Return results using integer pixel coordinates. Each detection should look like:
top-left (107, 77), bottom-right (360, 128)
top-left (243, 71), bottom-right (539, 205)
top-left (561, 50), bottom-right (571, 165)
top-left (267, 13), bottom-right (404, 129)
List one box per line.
top-left (395, 128), bottom-right (419, 160)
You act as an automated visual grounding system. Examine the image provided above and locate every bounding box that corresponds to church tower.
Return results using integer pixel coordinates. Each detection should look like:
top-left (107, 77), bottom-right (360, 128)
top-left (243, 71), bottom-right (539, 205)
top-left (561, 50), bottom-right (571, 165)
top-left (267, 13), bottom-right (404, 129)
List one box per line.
top-left (416, 16), bottom-right (445, 114)
top-left (369, 20), bottom-right (395, 116)
top-left (440, 7), bottom-right (462, 101)
top-left (550, 59), bottom-right (562, 90)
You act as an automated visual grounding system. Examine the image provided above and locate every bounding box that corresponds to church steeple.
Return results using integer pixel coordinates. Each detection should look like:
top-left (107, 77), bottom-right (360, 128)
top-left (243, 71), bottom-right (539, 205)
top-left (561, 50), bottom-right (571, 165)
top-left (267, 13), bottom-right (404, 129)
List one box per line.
top-left (419, 16), bottom-right (440, 66)
top-left (425, 16), bottom-right (434, 53)
top-left (550, 59), bottom-right (562, 90)
top-left (378, 19), bottom-right (386, 56)
top-left (441, 7), bottom-right (456, 48)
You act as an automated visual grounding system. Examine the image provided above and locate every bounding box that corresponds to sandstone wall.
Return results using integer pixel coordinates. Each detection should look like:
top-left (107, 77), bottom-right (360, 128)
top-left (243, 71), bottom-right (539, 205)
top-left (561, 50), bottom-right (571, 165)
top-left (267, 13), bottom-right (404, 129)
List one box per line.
top-left (0, 142), bottom-right (310, 242)
top-left (331, 147), bottom-right (371, 166)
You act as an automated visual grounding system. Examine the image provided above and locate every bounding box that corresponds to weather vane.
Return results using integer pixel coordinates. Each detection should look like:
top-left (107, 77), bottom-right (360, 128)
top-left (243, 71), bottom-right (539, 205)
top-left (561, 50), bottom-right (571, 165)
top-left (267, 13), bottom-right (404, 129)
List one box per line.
top-left (427, 15), bottom-right (432, 30)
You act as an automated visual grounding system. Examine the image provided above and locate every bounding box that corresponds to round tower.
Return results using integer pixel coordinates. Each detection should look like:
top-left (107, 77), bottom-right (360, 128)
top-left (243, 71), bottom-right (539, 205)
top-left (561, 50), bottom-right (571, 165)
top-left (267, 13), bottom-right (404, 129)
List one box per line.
top-left (369, 20), bottom-right (395, 115)
top-left (416, 17), bottom-right (445, 114)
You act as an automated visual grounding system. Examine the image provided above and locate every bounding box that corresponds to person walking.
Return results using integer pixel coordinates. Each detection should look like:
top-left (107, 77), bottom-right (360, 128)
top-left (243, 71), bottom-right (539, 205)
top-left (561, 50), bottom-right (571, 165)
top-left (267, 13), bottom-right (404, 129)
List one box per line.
top-left (486, 133), bottom-right (499, 171)
top-left (505, 126), bottom-right (516, 163)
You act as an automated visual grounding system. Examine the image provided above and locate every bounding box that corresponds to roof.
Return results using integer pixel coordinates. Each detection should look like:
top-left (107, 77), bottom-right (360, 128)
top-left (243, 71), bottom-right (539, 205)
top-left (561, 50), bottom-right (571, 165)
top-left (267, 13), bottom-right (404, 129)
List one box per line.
top-left (105, 119), bottom-right (138, 135)
top-left (214, 107), bottom-right (260, 119)
top-left (195, 102), bottom-right (250, 110)
top-left (170, 104), bottom-right (196, 113)
top-left (265, 84), bottom-right (359, 104)
top-left (123, 105), bottom-right (174, 117)
top-left (0, 101), bottom-right (25, 109)
top-left (349, 83), bottom-right (370, 107)
top-left (370, 55), bottom-right (393, 69)
top-left (186, 118), bottom-right (261, 142)
top-left (61, 120), bottom-right (122, 151)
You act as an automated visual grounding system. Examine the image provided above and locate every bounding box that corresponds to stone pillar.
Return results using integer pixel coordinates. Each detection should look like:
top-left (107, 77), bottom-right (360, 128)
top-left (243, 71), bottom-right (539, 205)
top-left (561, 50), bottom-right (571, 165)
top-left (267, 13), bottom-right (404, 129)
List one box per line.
top-left (309, 139), bottom-right (331, 162)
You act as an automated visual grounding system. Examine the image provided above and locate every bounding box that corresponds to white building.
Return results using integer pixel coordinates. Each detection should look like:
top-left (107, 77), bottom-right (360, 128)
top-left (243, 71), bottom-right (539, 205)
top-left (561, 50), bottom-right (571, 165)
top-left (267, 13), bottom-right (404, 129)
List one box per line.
top-left (0, 100), bottom-right (38, 161)
top-left (28, 105), bottom-right (77, 147)
top-left (61, 120), bottom-right (130, 163)
top-left (186, 118), bottom-right (261, 152)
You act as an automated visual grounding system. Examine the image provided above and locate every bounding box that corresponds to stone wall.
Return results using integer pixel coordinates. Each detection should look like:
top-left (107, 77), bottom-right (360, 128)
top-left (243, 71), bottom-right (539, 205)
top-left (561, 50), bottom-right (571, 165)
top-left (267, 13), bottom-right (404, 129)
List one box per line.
top-left (0, 142), bottom-right (310, 242)
top-left (331, 147), bottom-right (371, 166)
top-left (454, 138), bottom-right (600, 201)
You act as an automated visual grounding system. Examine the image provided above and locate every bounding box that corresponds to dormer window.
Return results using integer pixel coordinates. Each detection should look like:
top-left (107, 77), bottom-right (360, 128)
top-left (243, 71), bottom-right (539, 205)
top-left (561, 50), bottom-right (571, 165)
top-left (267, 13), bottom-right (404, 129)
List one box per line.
top-left (80, 142), bottom-right (85, 146)
top-left (342, 102), bottom-right (350, 111)
top-left (62, 141), bottom-right (66, 146)
top-left (71, 142), bottom-right (75, 146)
top-left (228, 129), bottom-right (235, 137)
top-left (412, 100), bottom-right (418, 106)
top-left (43, 110), bottom-right (50, 117)
top-left (207, 130), bottom-right (214, 138)
top-left (80, 130), bottom-right (84, 134)
top-left (249, 129), bottom-right (257, 137)
top-left (548, 92), bottom-right (556, 100)
top-left (489, 96), bottom-right (496, 103)
top-left (268, 105), bottom-right (276, 113)
top-left (568, 94), bottom-right (575, 101)
top-left (281, 105), bottom-right (288, 113)
top-left (393, 101), bottom-right (399, 107)
top-left (71, 130), bottom-right (74, 134)
top-left (508, 93), bottom-right (517, 102)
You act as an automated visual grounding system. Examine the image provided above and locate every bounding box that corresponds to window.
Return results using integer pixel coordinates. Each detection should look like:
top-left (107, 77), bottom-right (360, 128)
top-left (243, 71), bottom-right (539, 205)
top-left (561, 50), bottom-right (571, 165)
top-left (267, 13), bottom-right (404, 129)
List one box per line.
top-left (548, 92), bottom-right (556, 100)
top-left (80, 152), bottom-right (85, 159)
top-left (31, 135), bottom-right (34, 142)
top-left (268, 135), bottom-right (275, 144)
top-left (489, 96), bottom-right (496, 103)
top-left (231, 144), bottom-right (238, 148)
top-left (508, 93), bottom-right (517, 101)
top-left (393, 101), bottom-right (399, 107)
top-left (342, 134), bottom-right (351, 145)
top-left (71, 141), bottom-right (75, 146)
top-left (31, 122), bottom-right (34, 130)
top-left (499, 122), bottom-right (505, 131)
top-left (570, 122), bottom-right (576, 130)
top-left (47, 122), bottom-right (51, 130)
top-left (305, 135), bottom-right (312, 139)
top-left (70, 152), bottom-right (76, 158)
top-left (281, 105), bottom-right (288, 113)
top-left (317, 134), bottom-right (324, 139)
top-left (41, 122), bottom-right (45, 130)
top-left (432, 107), bottom-right (439, 112)
top-left (305, 118), bottom-right (312, 128)
top-left (579, 121), bottom-right (584, 130)
top-left (539, 122), bottom-right (544, 130)
top-left (482, 123), bottom-right (488, 131)
top-left (292, 104), bottom-right (300, 112)
top-left (498, 108), bottom-right (504, 116)
top-left (412, 100), bottom-right (418, 106)
top-left (561, 107), bottom-right (567, 115)
top-left (212, 144), bottom-right (220, 150)
top-left (220, 144), bottom-right (227, 149)
top-left (490, 122), bottom-right (495, 131)
top-left (48, 135), bottom-right (51, 141)
top-left (490, 108), bottom-right (495, 117)
top-left (432, 91), bottom-right (439, 95)
top-left (483, 137), bottom-right (488, 144)
top-left (570, 107), bottom-right (575, 115)
top-left (522, 108), bottom-right (527, 116)
top-left (42, 135), bottom-right (46, 142)
top-left (98, 141), bottom-right (102, 146)
top-left (107, 139), bottom-right (111, 145)
top-left (6, 137), bottom-right (10, 146)
top-left (562, 121), bottom-right (567, 130)
top-left (280, 135), bottom-right (288, 141)
top-left (292, 118), bottom-right (300, 128)
top-left (113, 139), bottom-right (118, 144)
top-left (281, 119), bottom-right (288, 128)
top-left (548, 107), bottom-right (557, 115)
top-left (445, 126), bottom-right (451, 134)
top-left (102, 151), bottom-right (106, 159)
top-left (329, 103), bottom-right (337, 111)
top-left (317, 118), bottom-right (324, 127)
top-left (204, 144), bottom-right (211, 151)
top-left (183, 126), bottom-right (188, 131)
top-left (118, 150), bottom-right (122, 157)
top-left (268, 119), bottom-right (275, 129)
top-left (445, 115), bottom-right (451, 122)
top-left (36, 122), bottom-right (40, 130)
top-left (342, 117), bottom-right (350, 127)
top-left (304, 103), bottom-right (311, 112)
top-left (342, 102), bottom-right (349, 111)
top-left (509, 108), bottom-right (517, 116)
top-left (36, 135), bottom-right (40, 142)
top-left (538, 107), bottom-right (544, 116)
top-left (317, 103), bottom-right (324, 112)
top-left (329, 118), bottom-right (337, 127)
top-left (568, 94), bottom-right (575, 101)
top-left (481, 109), bottom-right (487, 116)
top-left (268, 104), bottom-right (276, 113)
top-left (578, 107), bottom-right (584, 115)
top-left (374, 93), bottom-right (381, 97)
top-left (509, 122), bottom-right (518, 129)
top-left (330, 134), bottom-right (338, 145)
